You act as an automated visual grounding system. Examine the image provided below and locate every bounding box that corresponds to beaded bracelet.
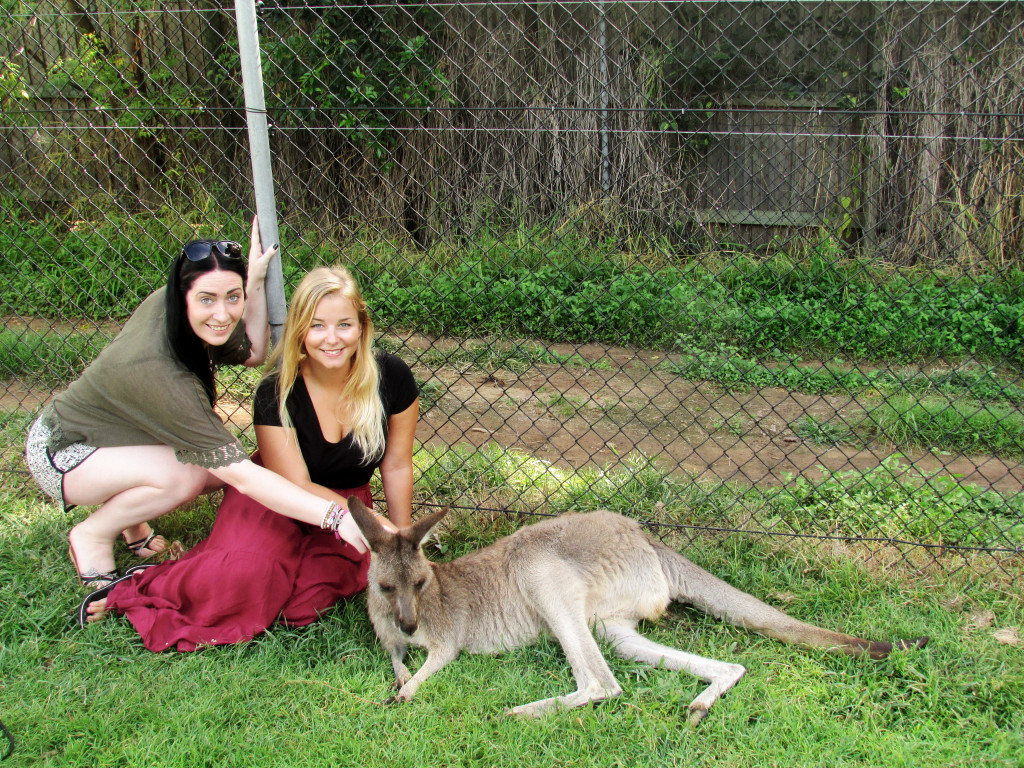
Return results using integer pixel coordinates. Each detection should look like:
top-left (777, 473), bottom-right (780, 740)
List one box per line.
top-left (320, 501), bottom-right (348, 532)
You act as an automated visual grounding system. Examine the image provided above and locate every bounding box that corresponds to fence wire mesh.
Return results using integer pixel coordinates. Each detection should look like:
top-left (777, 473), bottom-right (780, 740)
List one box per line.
top-left (1, 1), bottom-right (1022, 577)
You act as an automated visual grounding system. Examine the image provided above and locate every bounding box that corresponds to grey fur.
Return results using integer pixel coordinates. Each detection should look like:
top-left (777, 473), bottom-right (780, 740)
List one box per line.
top-left (348, 500), bottom-right (928, 722)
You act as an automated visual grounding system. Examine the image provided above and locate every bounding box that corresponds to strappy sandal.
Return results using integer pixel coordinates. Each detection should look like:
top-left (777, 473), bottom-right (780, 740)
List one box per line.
top-left (76, 573), bottom-right (134, 629)
top-left (68, 544), bottom-right (118, 590)
top-left (125, 529), bottom-right (168, 559)
top-left (124, 563), bottom-right (159, 577)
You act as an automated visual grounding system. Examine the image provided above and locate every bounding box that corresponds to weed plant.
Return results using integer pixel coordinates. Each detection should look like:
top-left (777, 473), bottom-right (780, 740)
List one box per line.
top-left (414, 444), bottom-right (1024, 557)
top-left (663, 348), bottom-right (1024, 406)
top-left (0, 329), bottom-right (111, 382)
top-left (792, 397), bottom-right (1024, 459)
top-left (1, 442), bottom-right (1021, 767)
top-left (661, 349), bottom-right (1024, 459)
top-left (2, 212), bottom-right (1022, 366)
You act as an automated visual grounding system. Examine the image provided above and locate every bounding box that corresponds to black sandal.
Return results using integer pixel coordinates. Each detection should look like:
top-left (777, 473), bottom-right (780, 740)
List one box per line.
top-left (68, 545), bottom-right (118, 590)
top-left (124, 563), bottom-right (159, 577)
top-left (125, 529), bottom-right (167, 559)
top-left (76, 573), bottom-right (134, 629)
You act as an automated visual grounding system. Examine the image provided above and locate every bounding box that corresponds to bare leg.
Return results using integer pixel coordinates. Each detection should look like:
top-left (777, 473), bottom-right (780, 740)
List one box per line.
top-left (120, 473), bottom-right (223, 556)
top-left (597, 619), bottom-right (746, 724)
top-left (63, 445), bottom-right (216, 578)
top-left (510, 570), bottom-right (623, 717)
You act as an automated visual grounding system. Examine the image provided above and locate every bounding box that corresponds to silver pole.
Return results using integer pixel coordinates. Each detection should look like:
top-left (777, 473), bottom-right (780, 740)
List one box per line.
top-left (599, 0), bottom-right (610, 196)
top-left (234, 0), bottom-right (286, 344)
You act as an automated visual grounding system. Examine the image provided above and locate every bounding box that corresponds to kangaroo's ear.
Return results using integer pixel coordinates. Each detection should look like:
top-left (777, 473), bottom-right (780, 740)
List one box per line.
top-left (346, 496), bottom-right (392, 551)
top-left (404, 506), bottom-right (449, 550)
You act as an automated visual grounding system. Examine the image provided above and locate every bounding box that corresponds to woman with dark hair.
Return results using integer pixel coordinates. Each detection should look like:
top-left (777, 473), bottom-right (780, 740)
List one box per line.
top-left (25, 218), bottom-right (370, 594)
top-left (81, 266), bottom-right (418, 652)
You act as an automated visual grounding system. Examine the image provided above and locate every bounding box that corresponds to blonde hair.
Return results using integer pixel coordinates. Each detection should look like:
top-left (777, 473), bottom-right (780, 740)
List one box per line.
top-left (264, 266), bottom-right (384, 464)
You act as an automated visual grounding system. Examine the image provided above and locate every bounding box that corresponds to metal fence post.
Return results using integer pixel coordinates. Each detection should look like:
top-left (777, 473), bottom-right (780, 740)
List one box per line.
top-left (234, 0), bottom-right (286, 344)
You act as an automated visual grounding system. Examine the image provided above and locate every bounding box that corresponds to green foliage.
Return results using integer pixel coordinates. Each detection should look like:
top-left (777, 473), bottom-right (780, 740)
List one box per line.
top-left (3, 214), bottom-right (1022, 368)
top-left (413, 443), bottom-right (1024, 556)
top-left (0, 206), bottom-right (252, 319)
top-left (786, 395), bottom-right (1024, 459)
top-left (663, 349), bottom-right (1024, 406)
top-left (44, 32), bottom-right (206, 127)
top-left (0, 54), bottom-right (29, 120)
top-left (768, 455), bottom-right (1024, 549)
top-left (859, 395), bottom-right (1024, 458)
top-left (792, 415), bottom-right (855, 446)
top-left (257, 5), bottom-right (450, 163)
top-left (0, 328), bottom-right (111, 382)
top-left (678, 251), bottom-right (1024, 364)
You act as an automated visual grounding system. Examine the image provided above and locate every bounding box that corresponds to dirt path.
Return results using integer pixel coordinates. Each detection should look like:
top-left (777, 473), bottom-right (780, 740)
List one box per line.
top-left (3, 326), bottom-right (1021, 494)
top-left (394, 335), bottom-right (1023, 495)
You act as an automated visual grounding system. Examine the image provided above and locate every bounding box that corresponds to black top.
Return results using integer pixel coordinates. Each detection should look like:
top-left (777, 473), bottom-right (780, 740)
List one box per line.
top-left (253, 352), bottom-right (418, 489)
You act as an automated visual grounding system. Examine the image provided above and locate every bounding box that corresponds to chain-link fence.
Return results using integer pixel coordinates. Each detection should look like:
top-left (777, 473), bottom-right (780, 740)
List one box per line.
top-left (1, 1), bottom-right (1021, 576)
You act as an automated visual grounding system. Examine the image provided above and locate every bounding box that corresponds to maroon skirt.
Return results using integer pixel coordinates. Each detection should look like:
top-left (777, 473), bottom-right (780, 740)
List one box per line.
top-left (107, 484), bottom-right (371, 652)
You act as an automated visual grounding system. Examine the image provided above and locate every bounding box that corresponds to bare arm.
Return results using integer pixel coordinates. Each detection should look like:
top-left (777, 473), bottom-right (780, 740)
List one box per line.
top-left (242, 215), bottom-right (276, 367)
top-left (208, 458), bottom-right (368, 551)
top-left (378, 399), bottom-right (419, 528)
top-left (255, 422), bottom-right (400, 533)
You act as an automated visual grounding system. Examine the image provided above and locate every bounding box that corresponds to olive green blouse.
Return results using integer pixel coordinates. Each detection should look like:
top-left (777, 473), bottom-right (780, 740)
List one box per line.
top-left (42, 287), bottom-right (252, 469)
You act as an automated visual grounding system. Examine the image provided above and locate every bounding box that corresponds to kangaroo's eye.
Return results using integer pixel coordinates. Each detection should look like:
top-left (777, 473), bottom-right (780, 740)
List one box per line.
top-left (414, 579), bottom-right (426, 590)
top-left (379, 584), bottom-right (395, 594)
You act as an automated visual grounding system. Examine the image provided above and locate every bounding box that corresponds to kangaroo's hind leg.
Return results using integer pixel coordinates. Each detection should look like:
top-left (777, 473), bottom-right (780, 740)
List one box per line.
top-left (509, 573), bottom-right (623, 718)
top-left (597, 619), bottom-right (746, 725)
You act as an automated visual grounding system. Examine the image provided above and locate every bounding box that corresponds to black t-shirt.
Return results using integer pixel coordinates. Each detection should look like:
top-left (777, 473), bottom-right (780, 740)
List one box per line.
top-left (253, 352), bottom-right (418, 489)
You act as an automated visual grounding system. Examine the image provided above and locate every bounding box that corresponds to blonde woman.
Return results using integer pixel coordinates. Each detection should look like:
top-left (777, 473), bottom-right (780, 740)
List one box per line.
top-left (90, 267), bottom-right (419, 651)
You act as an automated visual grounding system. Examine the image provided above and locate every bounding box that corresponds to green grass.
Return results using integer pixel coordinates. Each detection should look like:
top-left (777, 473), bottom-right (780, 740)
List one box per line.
top-left (3, 207), bottom-right (1023, 764)
top-left (791, 396), bottom-right (1024, 459)
top-left (659, 349), bottom-right (1024, 459)
top-left (2, 445), bottom-right (1022, 767)
top-left (413, 444), bottom-right (1024, 555)
top-left (662, 348), bottom-right (1024, 406)
top-left (764, 454), bottom-right (1024, 550)
top-left (3, 208), bottom-right (1023, 366)
top-left (0, 328), bottom-right (112, 382)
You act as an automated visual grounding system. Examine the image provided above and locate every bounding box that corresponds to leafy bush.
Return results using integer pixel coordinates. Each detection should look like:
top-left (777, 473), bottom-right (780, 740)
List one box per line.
top-left (254, 4), bottom-right (449, 163)
top-left (2, 214), bottom-right (1022, 368)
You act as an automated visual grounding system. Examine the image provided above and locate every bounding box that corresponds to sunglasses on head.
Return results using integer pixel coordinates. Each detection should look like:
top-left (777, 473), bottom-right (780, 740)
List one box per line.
top-left (181, 240), bottom-right (243, 262)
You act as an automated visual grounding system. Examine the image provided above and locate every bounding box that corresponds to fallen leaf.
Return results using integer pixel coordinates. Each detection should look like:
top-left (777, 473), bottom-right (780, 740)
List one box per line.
top-left (940, 595), bottom-right (965, 612)
top-left (992, 627), bottom-right (1020, 646)
top-left (966, 609), bottom-right (995, 630)
top-left (771, 592), bottom-right (796, 604)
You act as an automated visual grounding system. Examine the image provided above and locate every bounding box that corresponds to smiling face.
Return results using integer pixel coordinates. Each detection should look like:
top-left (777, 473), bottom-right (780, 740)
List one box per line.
top-left (303, 292), bottom-right (363, 373)
top-left (184, 269), bottom-right (245, 347)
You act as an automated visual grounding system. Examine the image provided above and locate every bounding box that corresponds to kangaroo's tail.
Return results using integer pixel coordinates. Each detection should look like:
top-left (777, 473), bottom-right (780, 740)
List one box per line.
top-left (655, 543), bottom-right (928, 659)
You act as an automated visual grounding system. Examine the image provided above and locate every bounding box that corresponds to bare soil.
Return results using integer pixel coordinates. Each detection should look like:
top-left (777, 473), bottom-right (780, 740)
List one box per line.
top-left (397, 335), bottom-right (1023, 495)
top-left (3, 320), bottom-right (1021, 494)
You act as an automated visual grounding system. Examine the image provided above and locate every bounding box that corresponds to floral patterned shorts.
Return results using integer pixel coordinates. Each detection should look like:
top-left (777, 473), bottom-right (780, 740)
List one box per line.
top-left (25, 413), bottom-right (97, 508)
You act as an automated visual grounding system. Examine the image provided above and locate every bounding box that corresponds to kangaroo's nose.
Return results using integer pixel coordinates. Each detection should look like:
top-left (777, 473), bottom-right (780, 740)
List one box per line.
top-left (398, 618), bottom-right (418, 635)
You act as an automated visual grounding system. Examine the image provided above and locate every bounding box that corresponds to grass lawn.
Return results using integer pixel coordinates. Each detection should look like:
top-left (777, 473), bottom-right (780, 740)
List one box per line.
top-left (1, 482), bottom-right (1021, 768)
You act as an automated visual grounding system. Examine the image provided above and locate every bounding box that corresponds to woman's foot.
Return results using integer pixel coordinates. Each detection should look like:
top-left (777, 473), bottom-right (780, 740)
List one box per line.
top-left (83, 597), bottom-right (109, 623)
top-left (123, 524), bottom-right (169, 559)
top-left (68, 526), bottom-right (118, 589)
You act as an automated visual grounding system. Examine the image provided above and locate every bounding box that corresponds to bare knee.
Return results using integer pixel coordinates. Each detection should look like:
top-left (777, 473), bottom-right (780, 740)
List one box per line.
top-left (161, 462), bottom-right (211, 504)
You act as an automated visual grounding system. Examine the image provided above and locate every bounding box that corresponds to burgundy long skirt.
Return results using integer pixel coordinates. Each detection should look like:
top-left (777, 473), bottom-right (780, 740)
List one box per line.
top-left (106, 484), bottom-right (371, 652)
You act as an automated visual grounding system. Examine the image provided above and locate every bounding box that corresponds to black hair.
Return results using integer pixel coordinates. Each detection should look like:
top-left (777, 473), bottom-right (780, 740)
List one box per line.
top-left (165, 241), bottom-right (248, 405)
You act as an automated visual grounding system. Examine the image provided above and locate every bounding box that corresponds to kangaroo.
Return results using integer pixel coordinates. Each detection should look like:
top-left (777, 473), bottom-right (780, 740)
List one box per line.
top-left (346, 499), bottom-right (928, 723)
